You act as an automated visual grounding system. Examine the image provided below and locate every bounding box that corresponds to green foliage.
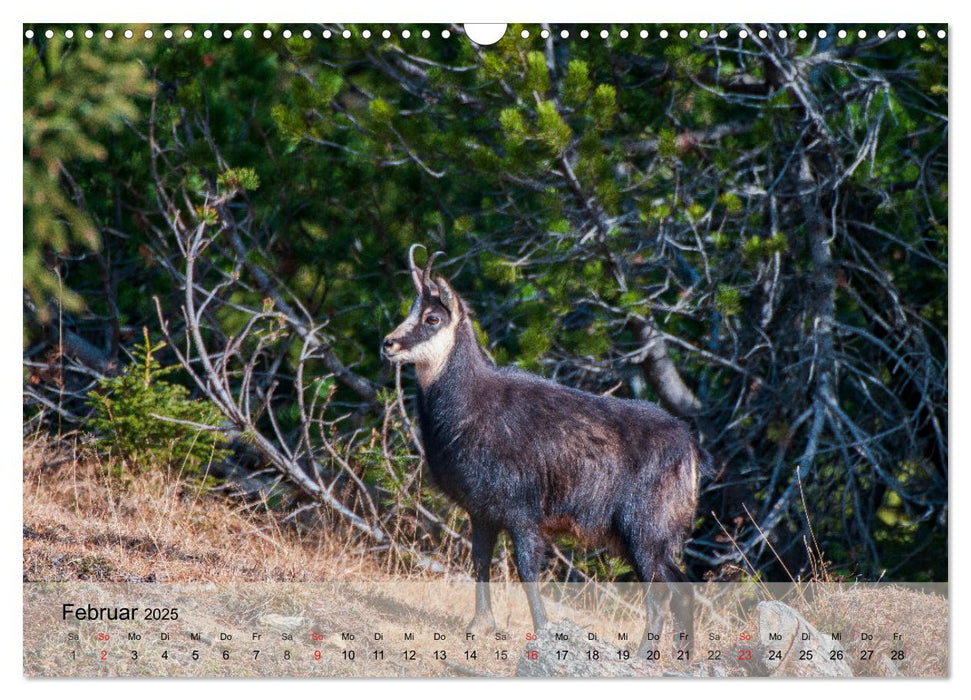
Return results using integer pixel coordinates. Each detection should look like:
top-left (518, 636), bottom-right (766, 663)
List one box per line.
top-left (562, 60), bottom-right (592, 105)
top-left (368, 97), bottom-right (396, 125)
top-left (517, 324), bottom-right (553, 367)
top-left (523, 51), bottom-right (550, 94)
top-left (534, 100), bottom-right (572, 153)
top-left (217, 167), bottom-right (260, 193)
top-left (23, 24), bottom-right (948, 582)
top-left (482, 253), bottom-right (517, 284)
top-left (88, 331), bottom-right (229, 476)
top-left (499, 107), bottom-right (528, 145)
top-left (23, 33), bottom-right (154, 319)
top-left (714, 285), bottom-right (742, 316)
top-left (590, 84), bottom-right (618, 130)
top-left (718, 192), bottom-right (743, 214)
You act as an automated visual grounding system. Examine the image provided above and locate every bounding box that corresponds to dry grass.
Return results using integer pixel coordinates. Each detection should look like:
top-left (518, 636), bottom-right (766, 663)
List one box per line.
top-left (22, 436), bottom-right (948, 677)
top-left (796, 584), bottom-right (949, 677)
top-left (23, 435), bottom-right (381, 583)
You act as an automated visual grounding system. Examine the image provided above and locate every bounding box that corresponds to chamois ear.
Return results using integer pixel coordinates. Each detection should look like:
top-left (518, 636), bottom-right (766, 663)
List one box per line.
top-left (434, 275), bottom-right (461, 316)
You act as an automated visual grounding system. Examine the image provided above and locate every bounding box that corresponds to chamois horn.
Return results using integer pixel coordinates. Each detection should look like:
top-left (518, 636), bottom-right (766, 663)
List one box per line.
top-left (423, 250), bottom-right (445, 286)
top-left (408, 243), bottom-right (426, 293)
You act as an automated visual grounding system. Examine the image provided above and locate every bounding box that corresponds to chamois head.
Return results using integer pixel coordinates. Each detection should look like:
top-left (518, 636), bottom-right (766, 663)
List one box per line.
top-left (382, 244), bottom-right (464, 387)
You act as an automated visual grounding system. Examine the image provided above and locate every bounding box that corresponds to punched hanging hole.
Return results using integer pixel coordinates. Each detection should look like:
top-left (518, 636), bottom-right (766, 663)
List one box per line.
top-left (464, 23), bottom-right (507, 45)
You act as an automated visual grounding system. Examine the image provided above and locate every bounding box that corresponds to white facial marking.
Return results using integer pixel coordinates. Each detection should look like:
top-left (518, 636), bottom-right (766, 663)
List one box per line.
top-left (412, 319), bottom-right (458, 388)
top-left (386, 298), bottom-right (459, 388)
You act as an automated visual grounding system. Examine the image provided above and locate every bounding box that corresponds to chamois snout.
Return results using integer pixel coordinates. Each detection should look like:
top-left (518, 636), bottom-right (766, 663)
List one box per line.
top-left (381, 335), bottom-right (401, 359)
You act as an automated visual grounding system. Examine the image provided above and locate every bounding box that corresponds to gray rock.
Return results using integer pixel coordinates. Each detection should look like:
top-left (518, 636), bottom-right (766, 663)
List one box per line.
top-left (257, 613), bottom-right (307, 632)
top-left (757, 601), bottom-right (853, 677)
top-left (516, 619), bottom-right (662, 677)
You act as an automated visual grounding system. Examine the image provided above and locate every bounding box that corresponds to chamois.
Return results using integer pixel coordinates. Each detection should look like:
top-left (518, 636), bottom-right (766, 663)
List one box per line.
top-left (382, 245), bottom-right (708, 655)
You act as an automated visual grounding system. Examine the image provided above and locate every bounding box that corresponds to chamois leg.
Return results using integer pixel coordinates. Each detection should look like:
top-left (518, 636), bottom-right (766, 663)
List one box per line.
top-left (628, 555), bottom-right (694, 659)
top-left (509, 527), bottom-right (549, 631)
top-left (617, 524), bottom-right (671, 658)
top-left (661, 559), bottom-right (695, 658)
top-left (636, 571), bottom-right (672, 658)
top-left (466, 521), bottom-right (499, 636)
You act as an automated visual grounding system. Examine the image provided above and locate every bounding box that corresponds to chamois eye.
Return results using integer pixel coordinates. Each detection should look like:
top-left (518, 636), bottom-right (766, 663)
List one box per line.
top-left (425, 314), bottom-right (441, 326)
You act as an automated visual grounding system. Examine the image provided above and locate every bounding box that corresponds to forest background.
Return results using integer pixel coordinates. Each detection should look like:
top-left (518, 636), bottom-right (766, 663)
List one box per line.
top-left (23, 23), bottom-right (948, 583)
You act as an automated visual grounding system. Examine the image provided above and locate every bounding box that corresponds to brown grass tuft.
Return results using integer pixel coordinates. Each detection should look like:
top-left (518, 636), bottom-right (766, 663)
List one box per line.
top-left (23, 436), bottom-right (381, 583)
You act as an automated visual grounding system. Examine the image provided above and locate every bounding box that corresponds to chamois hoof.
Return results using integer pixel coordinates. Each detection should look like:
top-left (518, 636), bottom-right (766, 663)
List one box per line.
top-left (465, 615), bottom-right (496, 638)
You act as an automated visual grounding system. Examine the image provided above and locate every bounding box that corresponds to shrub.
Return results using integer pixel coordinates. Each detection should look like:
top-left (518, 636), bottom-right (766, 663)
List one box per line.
top-left (88, 330), bottom-right (230, 477)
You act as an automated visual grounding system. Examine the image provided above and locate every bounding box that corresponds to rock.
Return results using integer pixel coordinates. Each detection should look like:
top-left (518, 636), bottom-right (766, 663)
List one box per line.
top-left (757, 601), bottom-right (853, 677)
top-left (258, 613), bottom-right (307, 632)
top-left (516, 619), bottom-right (662, 677)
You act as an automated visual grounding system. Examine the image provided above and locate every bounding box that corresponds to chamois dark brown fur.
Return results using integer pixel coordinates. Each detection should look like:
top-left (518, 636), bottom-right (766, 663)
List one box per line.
top-left (382, 245), bottom-right (709, 655)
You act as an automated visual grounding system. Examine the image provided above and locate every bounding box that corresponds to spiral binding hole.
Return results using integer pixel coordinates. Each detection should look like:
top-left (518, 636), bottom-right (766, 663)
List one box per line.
top-left (22, 25), bottom-right (948, 46)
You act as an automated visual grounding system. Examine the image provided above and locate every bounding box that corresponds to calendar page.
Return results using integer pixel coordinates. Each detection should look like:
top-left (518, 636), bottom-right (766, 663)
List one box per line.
top-left (22, 22), bottom-right (948, 679)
